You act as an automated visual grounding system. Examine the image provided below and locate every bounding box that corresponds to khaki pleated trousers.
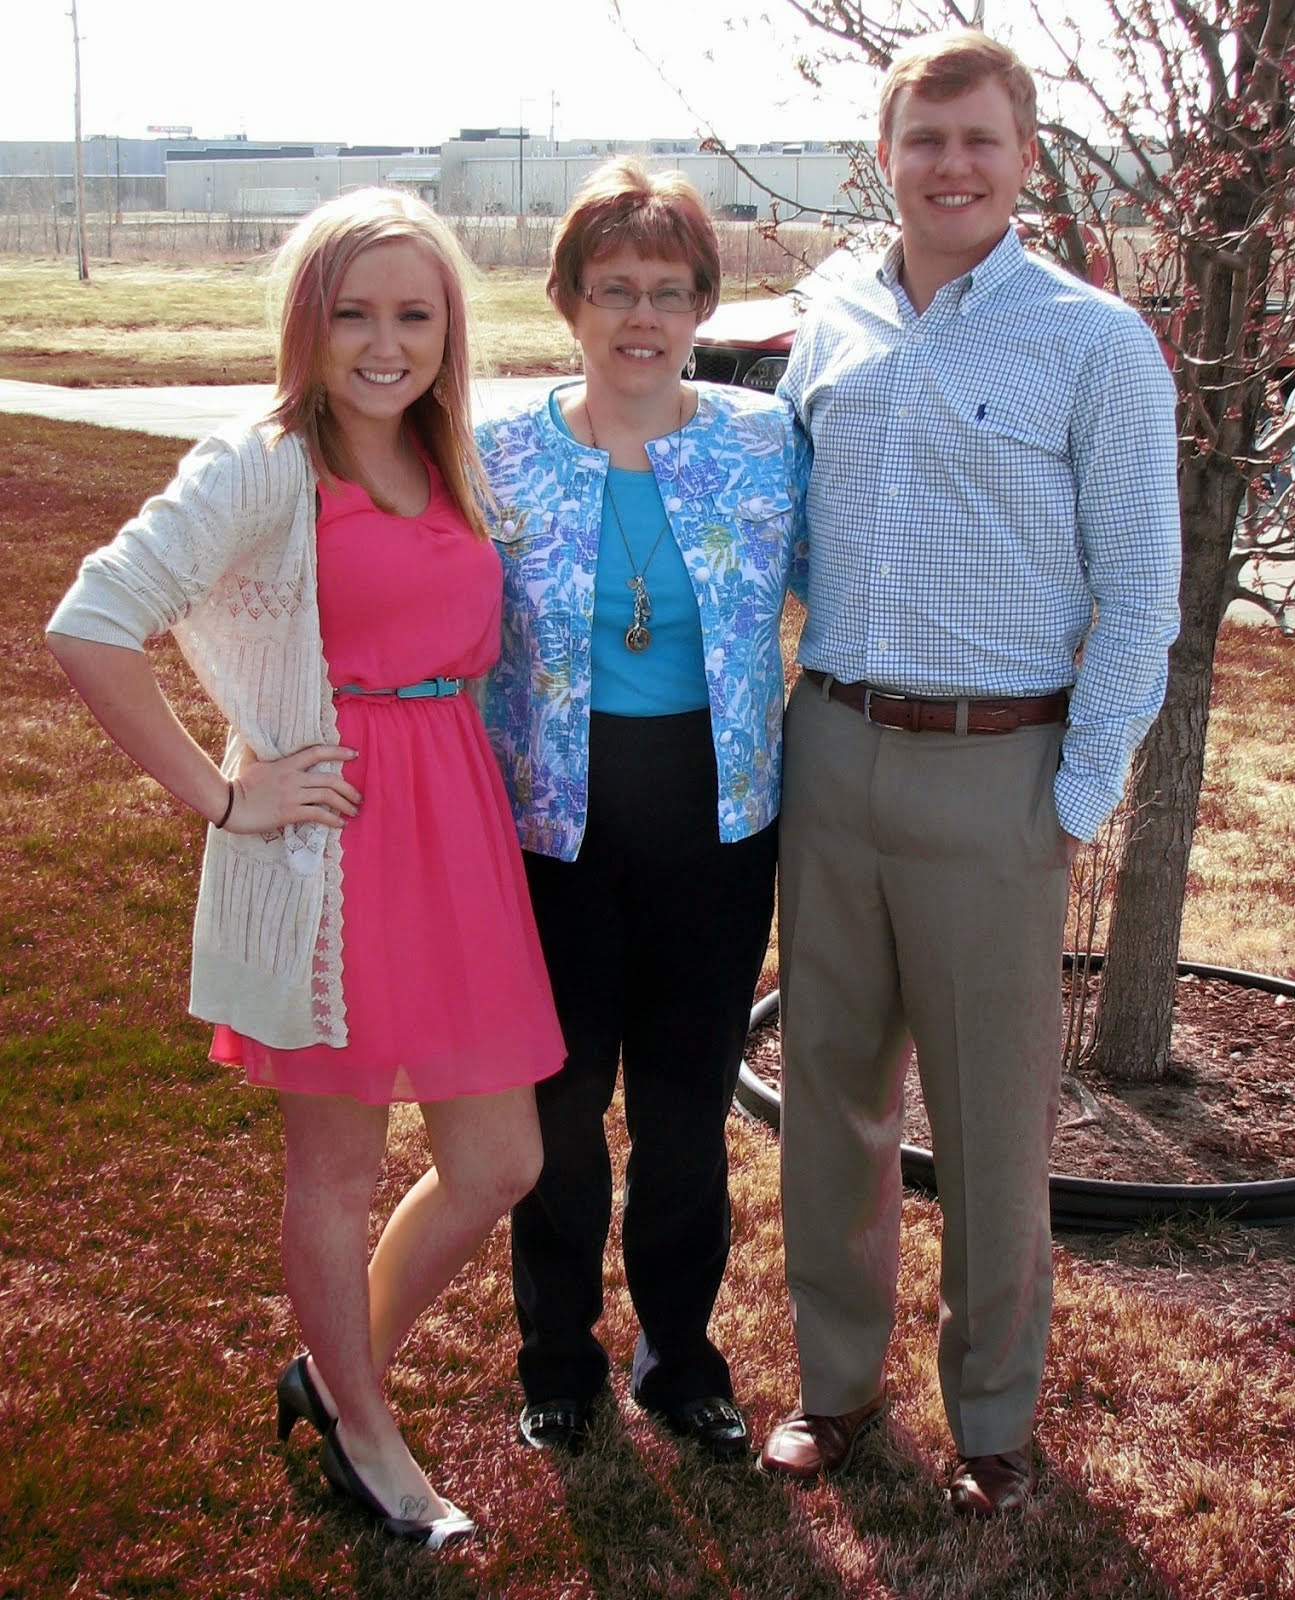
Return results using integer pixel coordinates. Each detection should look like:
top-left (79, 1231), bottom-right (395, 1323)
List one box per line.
top-left (778, 674), bottom-right (1070, 1457)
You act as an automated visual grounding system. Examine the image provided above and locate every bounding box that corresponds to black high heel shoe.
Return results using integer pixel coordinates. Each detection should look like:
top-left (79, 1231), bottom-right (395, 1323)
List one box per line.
top-left (276, 1354), bottom-right (334, 1441)
top-left (319, 1424), bottom-right (477, 1550)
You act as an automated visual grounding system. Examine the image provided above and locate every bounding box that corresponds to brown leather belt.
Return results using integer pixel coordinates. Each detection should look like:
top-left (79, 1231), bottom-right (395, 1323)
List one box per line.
top-left (802, 669), bottom-right (1068, 735)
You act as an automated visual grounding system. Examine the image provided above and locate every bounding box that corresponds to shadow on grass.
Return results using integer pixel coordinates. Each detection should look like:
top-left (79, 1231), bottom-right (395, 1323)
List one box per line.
top-left (829, 1424), bottom-right (1180, 1600)
top-left (517, 1406), bottom-right (1181, 1600)
top-left (550, 1408), bottom-right (858, 1600)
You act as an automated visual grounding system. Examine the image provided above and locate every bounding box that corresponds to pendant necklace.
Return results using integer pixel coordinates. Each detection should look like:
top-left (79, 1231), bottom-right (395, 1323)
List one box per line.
top-left (586, 393), bottom-right (683, 653)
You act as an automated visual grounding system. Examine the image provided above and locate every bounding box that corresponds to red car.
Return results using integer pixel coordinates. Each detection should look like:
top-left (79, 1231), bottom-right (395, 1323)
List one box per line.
top-left (692, 244), bottom-right (872, 392)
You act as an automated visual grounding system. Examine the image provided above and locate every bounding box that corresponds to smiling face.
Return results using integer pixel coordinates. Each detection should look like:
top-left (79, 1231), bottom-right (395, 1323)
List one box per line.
top-left (879, 76), bottom-right (1036, 304)
top-left (320, 237), bottom-right (448, 445)
top-left (569, 249), bottom-right (701, 410)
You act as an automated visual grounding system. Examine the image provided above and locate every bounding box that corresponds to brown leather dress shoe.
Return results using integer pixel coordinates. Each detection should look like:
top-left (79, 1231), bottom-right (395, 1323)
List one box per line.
top-left (948, 1448), bottom-right (1033, 1517)
top-left (758, 1392), bottom-right (887, 1480)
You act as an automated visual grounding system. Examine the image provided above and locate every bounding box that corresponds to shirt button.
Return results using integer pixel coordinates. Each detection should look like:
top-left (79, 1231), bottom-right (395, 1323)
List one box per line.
top-left (666, 495), bottom-right (683, 512)
top-left (654, 440), bottom-right (670, 456)
top-left (723, 811), bottom-right (738, 827)
top-left (888, 485), bottom-right (898, 498)
top-left (877, 640), bottom-right (889, 651)
top-left (898, 406), bottom-right (911, 419)
top-left (502, 519), bottom-right (516, 535)
top-left (719, 730), bottom-right (732, 745)
top-left (879, 562), bottom-right (891, 576)
top-left (695, 564), bottom-right (710, 580)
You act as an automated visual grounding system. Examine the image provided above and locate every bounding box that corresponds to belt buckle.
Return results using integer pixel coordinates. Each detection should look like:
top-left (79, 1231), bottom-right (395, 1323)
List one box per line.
top-left (862, 687), bottom-right (911, 730)
top-left (396, 677), bottom-right (462, 700)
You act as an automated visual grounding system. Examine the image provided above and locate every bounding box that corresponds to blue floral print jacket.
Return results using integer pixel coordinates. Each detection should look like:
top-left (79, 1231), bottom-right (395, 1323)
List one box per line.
top-left (477, 381), bottom-right (810, 862)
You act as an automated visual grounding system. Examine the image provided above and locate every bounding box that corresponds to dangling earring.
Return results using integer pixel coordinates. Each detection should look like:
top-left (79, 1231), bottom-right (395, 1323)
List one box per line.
top-left (432, 373), bottom-right (448, 406)
top-left (685, 348), bottom-right (697, 381)
top-left (314, 384), bottom-right (327, 417)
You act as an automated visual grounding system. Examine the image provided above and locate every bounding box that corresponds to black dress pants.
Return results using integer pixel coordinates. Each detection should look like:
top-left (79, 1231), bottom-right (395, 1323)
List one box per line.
top-left (512, 710), bottom-right (777, 1410)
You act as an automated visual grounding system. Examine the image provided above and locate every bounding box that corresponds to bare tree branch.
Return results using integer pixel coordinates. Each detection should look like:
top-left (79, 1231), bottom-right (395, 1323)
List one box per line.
top-left (1251, 0), bottom-right (1295, 107)
top-left (1167, 0), bottom-right (1229, 105)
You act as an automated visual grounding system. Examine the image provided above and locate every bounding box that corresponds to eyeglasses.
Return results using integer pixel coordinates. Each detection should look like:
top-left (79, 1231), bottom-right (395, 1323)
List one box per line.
top-left (582, 283), bottom-right (700, 314)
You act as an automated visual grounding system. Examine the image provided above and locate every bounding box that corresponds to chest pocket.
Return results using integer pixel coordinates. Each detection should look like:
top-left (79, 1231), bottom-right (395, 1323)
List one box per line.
top-left (924, 370), bottom-right (1075, 534)
top-left (490, 507), bottom-right (544, 552)
top-left (491, 505), bottom-right (573, 580)
top-left (936, 371), bottom-right (1071, 460)
top-left (687, 487), bottom-right (795, 586)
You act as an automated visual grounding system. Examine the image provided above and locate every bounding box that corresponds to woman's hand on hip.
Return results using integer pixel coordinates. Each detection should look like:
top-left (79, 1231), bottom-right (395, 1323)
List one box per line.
top-left (226, 744), bottom-right (362, 833)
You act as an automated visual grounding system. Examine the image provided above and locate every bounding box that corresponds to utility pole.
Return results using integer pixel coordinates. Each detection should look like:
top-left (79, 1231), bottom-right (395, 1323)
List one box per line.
top-left (518, 98), bottom-right (533, 216)
top-left (69, 0), bottom-right (90, 280)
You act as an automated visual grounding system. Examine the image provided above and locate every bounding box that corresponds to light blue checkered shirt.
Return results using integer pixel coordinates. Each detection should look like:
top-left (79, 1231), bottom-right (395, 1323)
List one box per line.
top-left (780, 228), bottom-right (1181, 841)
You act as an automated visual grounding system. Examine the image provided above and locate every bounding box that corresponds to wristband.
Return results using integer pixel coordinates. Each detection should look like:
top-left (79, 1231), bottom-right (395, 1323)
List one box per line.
top-left (214, 781), bottom-right (235, 830)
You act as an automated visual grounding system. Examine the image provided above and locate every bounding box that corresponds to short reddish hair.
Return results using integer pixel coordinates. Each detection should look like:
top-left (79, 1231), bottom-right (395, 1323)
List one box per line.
top-left (547, 158), bottom-right (721, 325)
top-left (879, 30), bottom-right (1037, 144)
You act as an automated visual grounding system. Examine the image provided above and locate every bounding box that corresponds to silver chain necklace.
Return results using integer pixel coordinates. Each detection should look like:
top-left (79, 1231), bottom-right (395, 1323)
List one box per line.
top-left (586, 396), bottom-right (682, 653)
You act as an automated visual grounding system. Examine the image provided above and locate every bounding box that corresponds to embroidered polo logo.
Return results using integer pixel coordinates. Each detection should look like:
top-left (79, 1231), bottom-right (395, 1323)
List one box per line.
top-left (975, 403), bottom-right (988, 422)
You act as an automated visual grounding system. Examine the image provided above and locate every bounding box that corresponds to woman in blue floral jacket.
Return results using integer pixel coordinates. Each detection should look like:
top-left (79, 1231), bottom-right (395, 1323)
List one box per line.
top-left (477, 159), bottom-right (807, 1462)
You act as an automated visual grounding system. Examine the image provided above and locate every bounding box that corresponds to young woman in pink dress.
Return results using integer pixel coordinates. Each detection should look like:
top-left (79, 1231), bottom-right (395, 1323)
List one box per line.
top-left (46, 189), bottom-right (564, 1551)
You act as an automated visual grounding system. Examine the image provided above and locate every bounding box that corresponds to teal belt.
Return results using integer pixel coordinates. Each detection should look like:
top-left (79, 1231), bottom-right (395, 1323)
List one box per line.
top-left (334, 677), bottom-right (464, 700)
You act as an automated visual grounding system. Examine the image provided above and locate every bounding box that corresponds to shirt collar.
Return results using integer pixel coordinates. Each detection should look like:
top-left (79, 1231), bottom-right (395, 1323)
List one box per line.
top-left (876, 225), bottom-right (1027, 309)
top-left (878, 235), bottom-right (906, 287)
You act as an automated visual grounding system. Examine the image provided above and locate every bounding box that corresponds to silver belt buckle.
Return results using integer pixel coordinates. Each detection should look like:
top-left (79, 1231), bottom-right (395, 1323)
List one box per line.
top-left (862, 686), bottom-right (903, 725)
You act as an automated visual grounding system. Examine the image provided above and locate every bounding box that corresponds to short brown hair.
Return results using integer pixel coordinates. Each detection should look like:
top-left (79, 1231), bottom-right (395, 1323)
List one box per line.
top-left (547, 158), bottom-right (721, 325)
top-left (879, 30), bottom-right (1037, 144)
top-left (267, 187), bottom-right (489, 536)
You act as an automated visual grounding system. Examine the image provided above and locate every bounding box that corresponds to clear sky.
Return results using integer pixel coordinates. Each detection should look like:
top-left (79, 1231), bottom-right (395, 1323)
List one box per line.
top-left (2, 0), bottom-right (891, 148)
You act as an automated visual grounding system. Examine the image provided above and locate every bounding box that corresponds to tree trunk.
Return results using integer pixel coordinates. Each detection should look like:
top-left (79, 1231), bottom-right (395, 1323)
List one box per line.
top-left (1088, 459), bottom-right (1237, 1082)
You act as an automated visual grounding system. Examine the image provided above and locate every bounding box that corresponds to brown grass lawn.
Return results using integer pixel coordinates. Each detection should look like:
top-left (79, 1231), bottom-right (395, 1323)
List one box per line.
top-left (2, 415), bottom-right (1293, 1599)
top-left (0, 259), bottom-right (577, 387)
top-left (0, 242), bottom-right (807, 390)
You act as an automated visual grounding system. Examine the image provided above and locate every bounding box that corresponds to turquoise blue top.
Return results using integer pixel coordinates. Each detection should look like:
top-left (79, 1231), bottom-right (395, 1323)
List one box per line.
top-left (477, 380), bottom-right (810, 862)
top-left (548, 389), bottom-right (707, 715)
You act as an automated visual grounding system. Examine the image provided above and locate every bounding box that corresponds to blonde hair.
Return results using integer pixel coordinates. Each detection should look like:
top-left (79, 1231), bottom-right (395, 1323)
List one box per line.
top-left (547, 158), bottom-right (722, 325)
top-left (879, 30), bottom-right (1038, 144)
top-left (268, 188), bottom-right (488, 537)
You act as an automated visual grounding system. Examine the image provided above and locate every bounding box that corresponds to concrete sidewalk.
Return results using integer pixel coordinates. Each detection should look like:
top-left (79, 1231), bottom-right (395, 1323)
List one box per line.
top-left (0, 376), bottom-right (558, 442)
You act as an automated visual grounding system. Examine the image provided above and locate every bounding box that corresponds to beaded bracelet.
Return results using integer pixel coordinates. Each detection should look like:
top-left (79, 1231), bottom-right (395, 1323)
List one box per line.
top-left (214, 781), bottom-right (235, 830)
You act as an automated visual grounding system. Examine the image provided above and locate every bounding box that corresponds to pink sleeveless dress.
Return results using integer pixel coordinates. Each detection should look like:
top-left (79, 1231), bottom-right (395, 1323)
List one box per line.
top-left (211, 462), bottom-right (565, 1104)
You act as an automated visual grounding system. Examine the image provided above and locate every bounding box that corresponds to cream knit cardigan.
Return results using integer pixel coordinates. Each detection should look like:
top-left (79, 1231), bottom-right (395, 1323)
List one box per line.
top-left (47, 423), bottom-right (349, 1049)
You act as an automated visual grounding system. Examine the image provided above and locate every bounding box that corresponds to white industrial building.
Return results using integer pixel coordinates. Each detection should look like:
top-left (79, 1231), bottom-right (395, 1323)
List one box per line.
top-left (161, 134), bottom-right (863, 223)
top-left (4, 130), bottom-right (1155, 227)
